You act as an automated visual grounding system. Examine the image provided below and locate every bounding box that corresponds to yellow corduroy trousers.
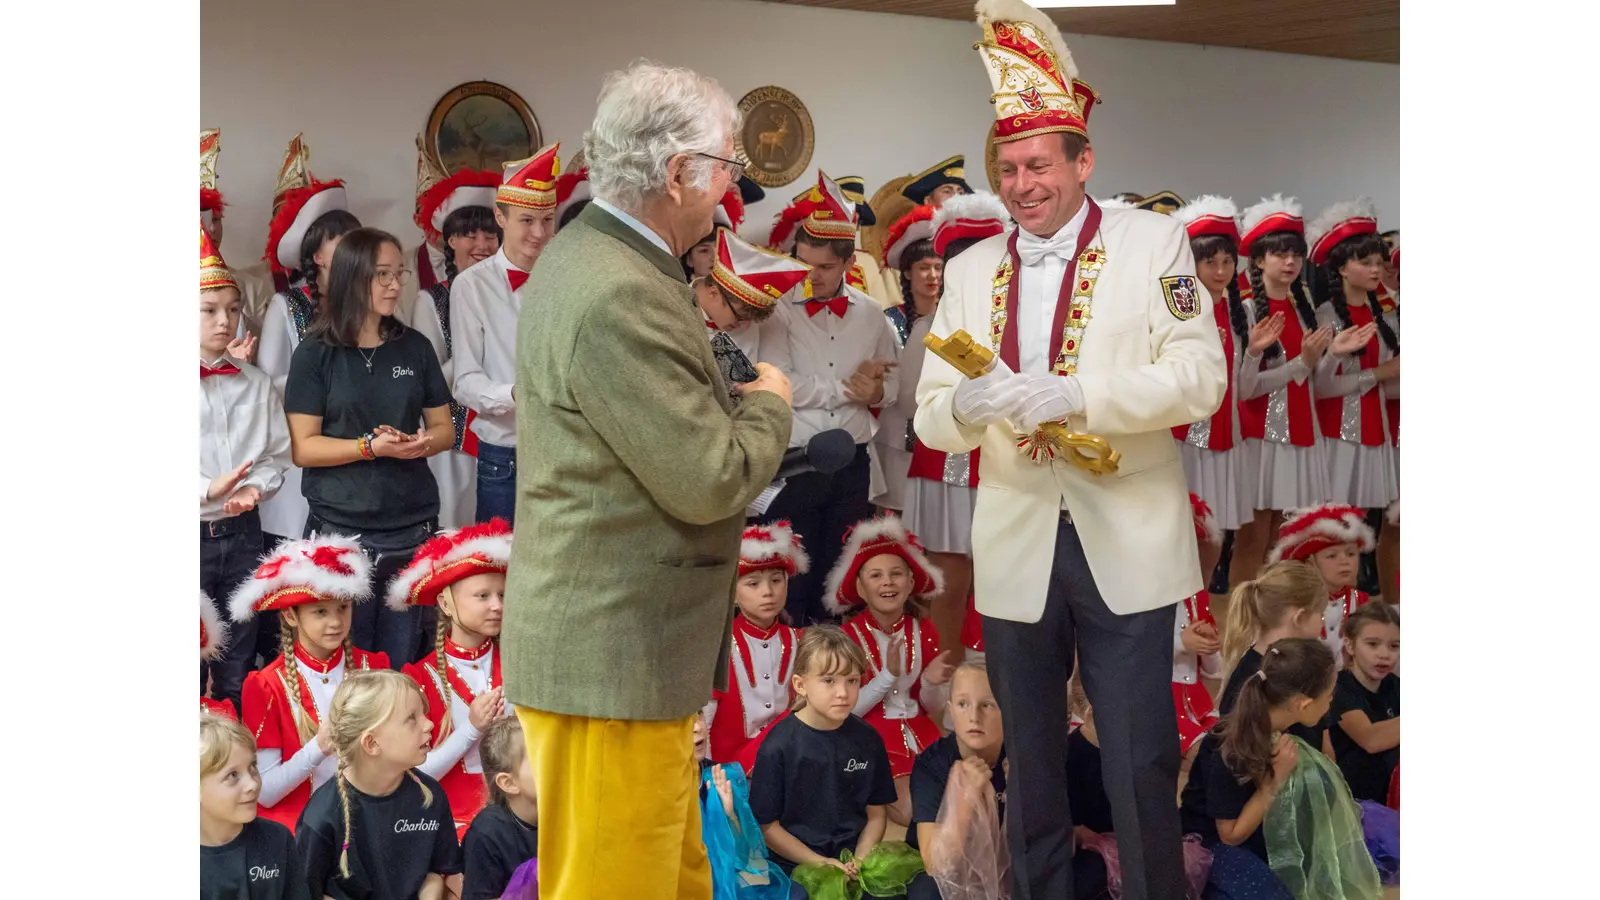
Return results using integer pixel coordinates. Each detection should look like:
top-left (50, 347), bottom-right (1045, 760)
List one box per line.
top-left (515, 704), bottom-right (713, 900)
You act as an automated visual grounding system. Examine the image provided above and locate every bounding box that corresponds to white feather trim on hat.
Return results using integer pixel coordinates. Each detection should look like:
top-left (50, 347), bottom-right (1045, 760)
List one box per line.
top-left (1239, 193), bottom-right (1303, 240)
top-left (1305, 198), bottom-right (1378, 254)
top-left (822, 517), bottom-right (946, 617)
top-left (933, 191), bottom-right (1011, 234)
top-left (1386, 498), bottom-right (1400, 526)
top-left (1094, 196), bottom-right (1138, 211)
top-left (975, 0), bottom-right (1079, 80)
top-left (386, 524), bottom-right (513, 610)
top-left (740, 521), bottom-right (812, 576)
top-left (201, 591), bottom-right (228, 661)
top-left (229, 533), bottom-right (372, 623)
top-left (1172, 195), bottom-right (1238, 228)
top-left (1266, 506), bottom-right (1375, 564)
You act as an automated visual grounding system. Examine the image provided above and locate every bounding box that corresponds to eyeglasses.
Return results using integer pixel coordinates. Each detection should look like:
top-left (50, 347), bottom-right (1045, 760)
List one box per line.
top-left (373, 268), bottom-right (413, 287)
top-left (697, 152), bottom-right (746, 182)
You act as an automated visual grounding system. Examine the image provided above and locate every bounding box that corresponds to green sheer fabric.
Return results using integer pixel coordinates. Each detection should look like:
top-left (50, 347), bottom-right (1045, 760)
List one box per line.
top-left (791, 841), bottom-right (926, 899)
top-left (1265, 736), bottom-right (1383, 900)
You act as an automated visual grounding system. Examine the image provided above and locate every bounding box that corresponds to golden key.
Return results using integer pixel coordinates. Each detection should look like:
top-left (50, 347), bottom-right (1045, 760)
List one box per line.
top-left (924, 330), bottom-right (1121, 476)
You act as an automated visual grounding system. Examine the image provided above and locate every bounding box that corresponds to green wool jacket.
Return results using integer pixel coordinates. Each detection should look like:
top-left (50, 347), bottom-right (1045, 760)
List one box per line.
top-left (501, 203), bottom-right (792, 721)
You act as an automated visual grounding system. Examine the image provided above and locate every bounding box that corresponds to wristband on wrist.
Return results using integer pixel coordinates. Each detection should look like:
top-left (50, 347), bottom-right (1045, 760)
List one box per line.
top-left (358, 433), bottom-right (376, 461)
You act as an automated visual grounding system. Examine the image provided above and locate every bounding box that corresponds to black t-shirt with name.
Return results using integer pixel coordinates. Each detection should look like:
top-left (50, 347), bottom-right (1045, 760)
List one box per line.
top-left (297, 770), bottom-right (462, 900)
top-left (1220, 648), bottom-right (1328, 750)
top-left (201, 818), bottom-right (312, 900)
top-left (284, 328), bottom-right (452, 531)
top-left (1179, 734), bottom-right (1269, 862)
top-left (461, 803), bottom-right (539, 900)
top-left (907, 733), bottom-right (1007, 851)
top-left (1329, 670), bottom-right (1400, 803)
top-left (748, 712), bottom-right (897, 869)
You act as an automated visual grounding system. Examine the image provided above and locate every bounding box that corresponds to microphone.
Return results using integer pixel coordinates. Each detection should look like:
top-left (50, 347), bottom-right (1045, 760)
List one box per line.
top-left (774, 429), bottom-right (856, 480)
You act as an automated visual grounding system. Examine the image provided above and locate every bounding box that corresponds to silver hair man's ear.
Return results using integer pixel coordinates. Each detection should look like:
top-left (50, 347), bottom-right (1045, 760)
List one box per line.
top-left (582, 60), bottom-right (740, 212)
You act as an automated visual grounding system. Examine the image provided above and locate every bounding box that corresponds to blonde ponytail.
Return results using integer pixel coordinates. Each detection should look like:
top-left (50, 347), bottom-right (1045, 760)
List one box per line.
top-left (1221, 560), bottom-right (1326, 682)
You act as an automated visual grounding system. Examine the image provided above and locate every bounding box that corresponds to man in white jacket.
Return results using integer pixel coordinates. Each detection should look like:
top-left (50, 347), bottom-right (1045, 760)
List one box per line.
top-left (914, 3), bottom-right (1227, 898)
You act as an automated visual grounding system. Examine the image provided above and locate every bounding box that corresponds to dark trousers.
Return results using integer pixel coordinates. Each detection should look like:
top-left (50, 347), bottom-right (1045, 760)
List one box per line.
top-left (254, 532), bottom-right (289, 664)
top-left (1202, 843), bottom-right (1293, 900)
top-left (1358, 509), bottom-right (1384, 596)
top-left (476, 441), bottom-right (517, 525)
top-left (200, 510), bottom-right (263, 712)
top-left (759, 444), bottom-right (872, 625)
top-left (304, 513), bottom-right (436, 670)
top-left (983, 521), bottom-right (1185, 900)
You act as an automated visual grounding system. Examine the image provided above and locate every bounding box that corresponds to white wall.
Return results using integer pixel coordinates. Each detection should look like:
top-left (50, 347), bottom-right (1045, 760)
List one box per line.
top-left (201, 0), bottom-right (1398, 265)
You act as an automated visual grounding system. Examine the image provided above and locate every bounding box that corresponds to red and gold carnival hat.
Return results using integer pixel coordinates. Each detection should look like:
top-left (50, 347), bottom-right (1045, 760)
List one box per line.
top-left (739, 520), bottom-right (811, 579)
top-left (975, 0), bottom-right (1101, 145)
top-left (554, 148), bottom-right (592, 228)
top-left (767, 170), bottom-right (858, 252)
top-left (712, 227), bottom-right (812, 311)
top-left (823, 517), bottom-right (946, 615)
top-left (386, 519), bottom-right (512, 610)
top-left (201, 591), bottom-right (228, 661)
top-left (413, 136), bottom-right (499, 244)
top-left (229, 534), bottom-right (373, 622)
top-left (201, 228), bottom-right (237, 292)
top-left (882, 205), bottom-right (937, 271)
top-left (1173, 195), bottom-right (1241, 245)
top-left (263, 133), bottom-right (348, 274)
top-left (1190, 493), bottom-right (1221, 546)
top-left (1306, 198), bottom-right (1380, 266)
top-left (932, 191), bottom-right (1011, 257)
top-left (200, 128), bottom-right (225, 225)
top-left (1238, 194), bottom-right (1303, 258)
top-left (496, 142), bottom-right (561, 211)
top-left (1267, 504), bottom-right (1376, 564)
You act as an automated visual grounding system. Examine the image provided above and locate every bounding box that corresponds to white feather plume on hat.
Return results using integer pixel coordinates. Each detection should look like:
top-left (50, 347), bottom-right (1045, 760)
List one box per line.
top-left (975, 0), bottom-right (1079, 81)
top-left (1240, 193), bottom-right (1303, 240)
top-left (1173, 195), bottom-right (1238, 229)
top-left (201, 591), bottom-right (228, 661)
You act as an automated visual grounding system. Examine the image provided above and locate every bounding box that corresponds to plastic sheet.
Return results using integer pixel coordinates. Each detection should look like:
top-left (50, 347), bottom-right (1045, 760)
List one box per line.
top-left (701, 764), bottom-right (793, 900)
top-left (924, 756), bottom-right (1010, 900)
top-left (1080, 833), bottom-right (1212, 900)
top-left (1357, 800), bottom-right (1399, 886)
top-left (1264, 736), bottom-right (1383, 900)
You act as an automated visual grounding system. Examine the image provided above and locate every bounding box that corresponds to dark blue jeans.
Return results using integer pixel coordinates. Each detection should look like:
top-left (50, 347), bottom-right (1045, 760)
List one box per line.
top-left (304, 513), bottom-right (436, 670)
top-left (475, 441), bottom-right (517, 524)
top-left (200, 510), bottom-right (263, 712)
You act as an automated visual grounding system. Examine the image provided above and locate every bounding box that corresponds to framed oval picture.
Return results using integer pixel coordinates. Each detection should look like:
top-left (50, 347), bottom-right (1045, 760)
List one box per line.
top-left (426, 81), bottom-right (542, 175)
top-left (734, 86), bottom-right (815, 188)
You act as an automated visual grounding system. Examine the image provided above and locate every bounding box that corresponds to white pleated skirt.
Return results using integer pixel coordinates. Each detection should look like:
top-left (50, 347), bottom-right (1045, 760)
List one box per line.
top-left (429, 449), bottom-right (478, 531)
top-left (1324, 438), bottom-right (1398, 509)
top-left (871, 444), bottom-right (911, 512)
top-left (1178, 442), bottom-right (1258, 531)
top-left (904, 477), bottom-right (976, 554)
top-left (1252, 438), bottom-right (1331, 512)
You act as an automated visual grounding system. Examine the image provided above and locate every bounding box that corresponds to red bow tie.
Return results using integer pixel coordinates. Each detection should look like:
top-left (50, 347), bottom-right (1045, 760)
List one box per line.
top-left (201, 362), bottom-right (241, 378)
top-left (804, 296), bottom-right (849, 318)
top-left (507, 269), bottom-right (529, 292)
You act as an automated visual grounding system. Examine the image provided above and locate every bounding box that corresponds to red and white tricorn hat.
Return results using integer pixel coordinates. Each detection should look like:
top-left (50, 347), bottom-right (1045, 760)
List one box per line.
top-left (712, 227), bottom-right (812, 311)
top-left (229, 534), bottom-right (373, 622)
top-left (496, 142), bottom-right (561, 211)
top-left (386, 519), bottom-right (513, 610)
top-left (975, 0), bottom-right (1101, 145)
top-left (264, 133), bottom-right (348, 274)
top-left (554, 149), bottom-right (592, 227)
top-left (1306, 198), bottom-right (1379, 266)
top-left (932, 191), bottom-right (1010, 257)
top-left (1173, 195), bottom-right (1241, 244)
top-left (1238, 194), bottom-right (1303, 257)
top-left (201, 591), bottom-right (228, 661)
top-left (201, 227), bottom-right (236, 292)
top-left (882, 205), bottom-right (937, 271)
top-left (767, 170), bottom-right (858, 252)
top-left (823, 517), bottom-right (945, 615)
top-left (1267, 504), bottom-right (1376, 564)
top-left (1190, 493), bottom-right (1221, 546)
top-left (414, 139), bottom-right (499, 244)
top-left (200, 128), bottom-right (224, 228)
top-left (739, 521), bottom-right (811, 579)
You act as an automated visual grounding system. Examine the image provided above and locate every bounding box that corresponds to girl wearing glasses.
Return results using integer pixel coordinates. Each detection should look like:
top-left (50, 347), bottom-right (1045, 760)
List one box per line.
top-left (283, 227), bottom-right (456, 670)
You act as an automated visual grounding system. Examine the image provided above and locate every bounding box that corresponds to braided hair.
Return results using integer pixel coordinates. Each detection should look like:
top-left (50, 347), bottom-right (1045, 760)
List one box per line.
top-left (328, 671), bottom-right (435, 878)
top-left (1315, 233), bottom-right (1400, 357)
top-left (1190, 233), bottom-right (1250, 346)
top-left (293, 210), bottom-right (361, 306)
top-left (279, 608), bottom-right (357, 745)
top-left (439, 205), bottom-right (502, 284)
top-left (896, 238), bottom-right (942, 334)
top-left (1246, 230), bottom-right (1316, 361)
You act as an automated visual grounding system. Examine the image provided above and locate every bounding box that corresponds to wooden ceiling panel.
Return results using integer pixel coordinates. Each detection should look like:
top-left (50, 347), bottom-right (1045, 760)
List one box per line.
top-left (754, 0), bottom-right (1398, 64)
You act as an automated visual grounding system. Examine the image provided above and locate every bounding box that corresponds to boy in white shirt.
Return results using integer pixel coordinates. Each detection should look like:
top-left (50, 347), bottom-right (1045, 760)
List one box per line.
top-left (199, 230), bottom-right (290, 712)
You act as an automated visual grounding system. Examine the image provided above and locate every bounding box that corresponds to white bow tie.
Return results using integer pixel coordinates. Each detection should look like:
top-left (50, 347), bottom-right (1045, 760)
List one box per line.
top-left (1016, 226), bottom-right (1081, 267)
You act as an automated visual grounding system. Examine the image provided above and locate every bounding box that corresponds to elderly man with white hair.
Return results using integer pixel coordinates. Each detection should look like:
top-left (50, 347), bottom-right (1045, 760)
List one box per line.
top-left (501, 60), bottom-right (794, 899)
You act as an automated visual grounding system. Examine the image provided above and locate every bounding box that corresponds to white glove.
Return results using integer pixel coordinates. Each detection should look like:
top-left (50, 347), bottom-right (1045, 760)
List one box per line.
top-left (1013, 374), bottom-right (1085, 432)
top-left (953, 361), bottom-right (1031, 428)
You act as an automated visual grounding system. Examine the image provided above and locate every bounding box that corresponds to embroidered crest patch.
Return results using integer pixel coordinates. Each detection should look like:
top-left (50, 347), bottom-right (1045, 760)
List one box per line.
top-left (1161, 275), bottom-right (1201, 321)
